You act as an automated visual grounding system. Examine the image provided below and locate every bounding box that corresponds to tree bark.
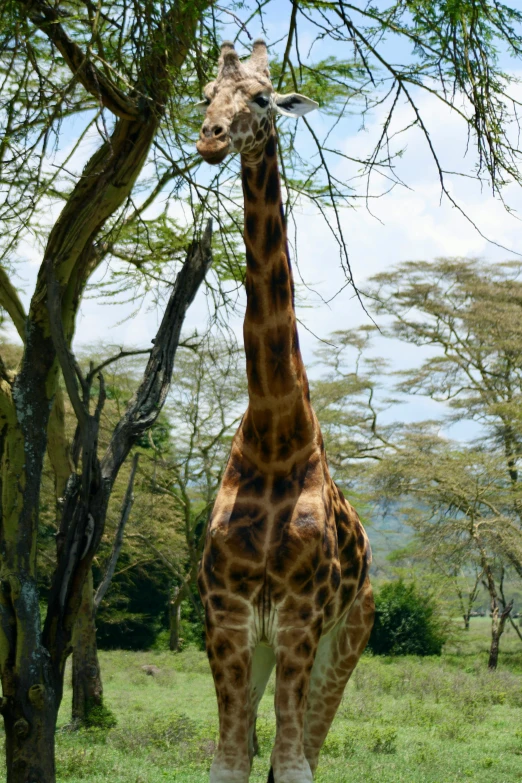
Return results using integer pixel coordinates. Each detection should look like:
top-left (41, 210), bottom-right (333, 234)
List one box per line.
top-left (2, 683), bottom-right (58, 783)
top-left (169, 586), bottom-right (182, 652)
top-left (0, 364), bottom-right (61, 783)
top-left (71, 570), bottom-right (105, 727)
top-left (0, 263), bottom-right (66, 783)
top-left (0, 535), bottom-right (57, 783)
top-left (488, 599), bottom-right (513, 671)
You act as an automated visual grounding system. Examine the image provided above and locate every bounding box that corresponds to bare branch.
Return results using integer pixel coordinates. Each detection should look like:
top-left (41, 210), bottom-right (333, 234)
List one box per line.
top-left (94, 452), bottom-right (139, 611)
top-left (101, 220), bottom-right (213, 482)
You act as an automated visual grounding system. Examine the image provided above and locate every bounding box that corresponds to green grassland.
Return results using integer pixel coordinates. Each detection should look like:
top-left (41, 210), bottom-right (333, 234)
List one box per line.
top-left (43, 618), bottom-right (522, 783)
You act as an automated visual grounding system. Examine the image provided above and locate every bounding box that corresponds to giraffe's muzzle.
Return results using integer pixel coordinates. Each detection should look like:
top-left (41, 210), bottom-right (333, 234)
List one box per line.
top-left (196, 139), bottom-right (230, 164)
top-left (197, 120), bottom-right (231, 164)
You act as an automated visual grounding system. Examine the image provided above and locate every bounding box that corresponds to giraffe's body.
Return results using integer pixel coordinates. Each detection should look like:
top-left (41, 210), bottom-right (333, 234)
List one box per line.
top-left (196, 40), bottom-right (374, 783)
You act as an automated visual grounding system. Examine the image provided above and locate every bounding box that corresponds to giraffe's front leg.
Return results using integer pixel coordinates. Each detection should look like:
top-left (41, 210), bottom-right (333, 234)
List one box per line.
top-left (304, 579), bottom-right (375, 775)
top-left (270, 628), bottom-right (318, 783)
top-left (249, 643), bottom-right (276, 761)
top-left (207, 623), bottom-right (254, 783)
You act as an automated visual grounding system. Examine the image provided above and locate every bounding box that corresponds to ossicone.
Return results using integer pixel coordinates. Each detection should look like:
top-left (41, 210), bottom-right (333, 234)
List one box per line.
top-left (250, 38), bottom-right (269, 76)
top-left (218, 40), bottom-right (241, 75)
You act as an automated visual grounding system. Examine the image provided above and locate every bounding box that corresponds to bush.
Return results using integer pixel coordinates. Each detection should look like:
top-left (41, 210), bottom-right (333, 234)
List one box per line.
top-left (367, 580), bottom-right (446, 656)
top-left (84, 701), bottom-right (117, 730)
top-left (370, 726), bottom-right (398, 754)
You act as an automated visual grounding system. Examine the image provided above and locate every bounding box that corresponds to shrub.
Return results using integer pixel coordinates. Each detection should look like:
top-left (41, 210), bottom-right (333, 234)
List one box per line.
top-left (84, 701), bottom-right (117, 730)
top-left (367, 580), bottom-right (446, 656)
top-left (323, 732), bottom-right (344, 757)
top-left (370, 726), bottom-right (397, 754)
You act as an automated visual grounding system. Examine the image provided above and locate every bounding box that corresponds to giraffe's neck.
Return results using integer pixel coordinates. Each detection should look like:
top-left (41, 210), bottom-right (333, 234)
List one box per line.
top-left (239, 130), bottom-right (315, 470)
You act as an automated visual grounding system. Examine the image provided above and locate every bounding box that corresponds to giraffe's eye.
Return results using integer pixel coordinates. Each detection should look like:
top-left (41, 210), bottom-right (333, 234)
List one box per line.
top-left (253, 95), bottom-right (269, 108)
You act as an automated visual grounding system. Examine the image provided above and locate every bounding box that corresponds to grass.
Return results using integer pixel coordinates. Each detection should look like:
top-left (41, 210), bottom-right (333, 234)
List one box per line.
top-left (51, 618), bottom-right (522, 783)
top-left (4, 618), bottom-right (522, 782)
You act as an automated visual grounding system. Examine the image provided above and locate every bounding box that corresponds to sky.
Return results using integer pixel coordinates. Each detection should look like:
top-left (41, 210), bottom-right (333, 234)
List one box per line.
top-left (7, 2), bottom-right (522, 440)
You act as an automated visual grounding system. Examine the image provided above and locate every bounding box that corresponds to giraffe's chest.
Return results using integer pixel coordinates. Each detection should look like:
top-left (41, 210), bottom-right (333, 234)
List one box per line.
top-left (198, 452), bottom-right (369, 641)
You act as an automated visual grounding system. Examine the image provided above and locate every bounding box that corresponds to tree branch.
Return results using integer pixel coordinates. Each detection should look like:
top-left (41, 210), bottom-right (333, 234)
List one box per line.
top-left (45, 261), bottom-right (88, 430)
top-left (22, 0), bottom-right (141, 119)
top-left (0, 265), bottom-right (26, 340)
top-left (101, 220), bottom-right (213, 482)
top-left (94, 452), bottom-right (139, 612)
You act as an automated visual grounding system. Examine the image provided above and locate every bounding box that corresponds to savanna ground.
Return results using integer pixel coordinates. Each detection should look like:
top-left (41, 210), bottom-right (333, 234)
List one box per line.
top-left (4, 619), bottom-right (522, 783)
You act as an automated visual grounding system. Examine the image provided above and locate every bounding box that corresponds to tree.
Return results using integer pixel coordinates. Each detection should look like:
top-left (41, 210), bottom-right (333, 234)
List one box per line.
top-left (0, 226), bottom-right (212, 781)
top-left (0, 3), bottom-right (214, 779)
top-left (373, 425), bottom-right (520, 668)
top-left (371, 258), bottom-right (522, 579)
top-left (71, 451), bottom-right (139, 728)
top-left (316, 260), bottom-right (522, 664)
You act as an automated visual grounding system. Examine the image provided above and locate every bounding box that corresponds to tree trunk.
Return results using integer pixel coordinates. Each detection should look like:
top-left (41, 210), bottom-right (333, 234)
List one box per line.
top-left (169, 586), bottom-right (182, 652)
top-left (488, 602), bottom-right (501, 670)
top-left (488, 598), bottom-right (513, 671)
top-left (3, 688), bottom-right (58, 783)
top-left (71, 570), bottom-right (106, 727)
top-left (0, 569), bottom-right (58, 783)
top-left (0, 374), bottom-right (60, 783)
top-left (71, 455), bottom-right (138, 725)
top-left (463, 614), bottom-right (470, 631)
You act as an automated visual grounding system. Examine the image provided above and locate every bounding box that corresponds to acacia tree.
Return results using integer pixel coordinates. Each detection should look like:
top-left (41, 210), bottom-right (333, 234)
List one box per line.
top-left (366, 258), bottom-right (522, 664)
top-left (2, 224), bottom-right (212, 779)
top-left (373, 427), bottom-right (521, 668)
top-left (0, 2), bottom-right (212, 779)
top-left (371, 258), bottom-right (522, 578)
top-left (310, 305), bottom-right (522, 661)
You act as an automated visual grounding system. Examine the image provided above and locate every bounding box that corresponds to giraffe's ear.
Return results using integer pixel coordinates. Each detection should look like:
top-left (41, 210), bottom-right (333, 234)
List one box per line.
top-left (273, 93), bottom-right (318, 118)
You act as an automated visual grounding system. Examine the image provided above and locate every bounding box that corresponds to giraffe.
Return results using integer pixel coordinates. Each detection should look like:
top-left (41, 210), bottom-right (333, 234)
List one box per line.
top-left (196, 40), bottom-right (374, 783)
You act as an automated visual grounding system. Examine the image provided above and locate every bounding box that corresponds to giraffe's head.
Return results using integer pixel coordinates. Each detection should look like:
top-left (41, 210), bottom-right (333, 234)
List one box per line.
top-left (196, 39), bottom-right (318, 165)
